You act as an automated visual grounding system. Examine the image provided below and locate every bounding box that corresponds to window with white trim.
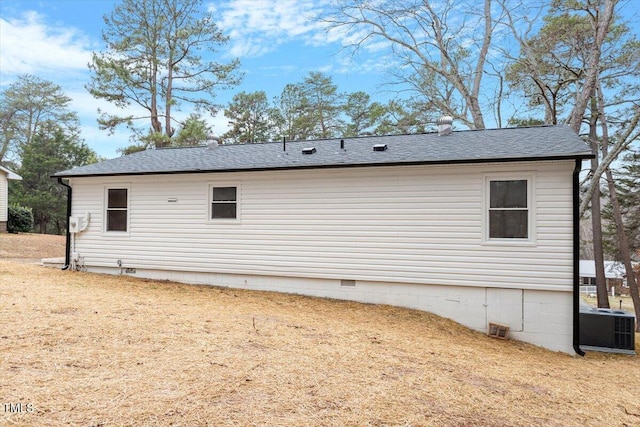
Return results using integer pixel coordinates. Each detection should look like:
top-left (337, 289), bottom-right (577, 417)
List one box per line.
top-left (106, 188), bottom-right (128, 232)
top-left (488, 179), bottom-right (529, 239)
top-left (210, 186), bottom-right (238, 220)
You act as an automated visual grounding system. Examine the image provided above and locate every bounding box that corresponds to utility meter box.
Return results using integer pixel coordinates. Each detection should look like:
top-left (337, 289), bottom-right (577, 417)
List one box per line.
top-left (68, 216), bottom-right (81, 233)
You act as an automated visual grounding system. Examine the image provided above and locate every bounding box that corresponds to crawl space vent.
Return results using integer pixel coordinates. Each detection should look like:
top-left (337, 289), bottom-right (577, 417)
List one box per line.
top-left (340, 279), bottom-right (356, 287)
top-left (302, 147), bottom-right (316, 155)
top-left (487, 323), bottom-right (510, 340)
top-left (373, 144), bottom-right (388, 152)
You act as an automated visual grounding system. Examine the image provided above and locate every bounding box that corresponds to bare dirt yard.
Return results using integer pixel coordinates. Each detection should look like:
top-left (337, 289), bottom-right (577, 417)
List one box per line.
top-left (1, 233), bottom-right (639, 426)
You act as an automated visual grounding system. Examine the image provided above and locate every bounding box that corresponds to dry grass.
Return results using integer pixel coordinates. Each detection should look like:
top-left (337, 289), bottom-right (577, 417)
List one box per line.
top-left (1, 233), bottom-right (639, 426)
top-left (0, 233), bottom-right (66, 262)
top-left (583, 295), bottom-right (636, 313)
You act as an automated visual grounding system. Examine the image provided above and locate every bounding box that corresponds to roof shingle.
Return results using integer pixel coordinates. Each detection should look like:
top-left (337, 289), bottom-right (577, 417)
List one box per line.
top-left (54, 125), bottom-right (593, 178)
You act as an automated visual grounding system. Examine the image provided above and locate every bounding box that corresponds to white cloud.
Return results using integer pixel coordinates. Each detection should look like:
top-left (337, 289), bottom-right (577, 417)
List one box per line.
top-left (0, 11), bottom-right (94, 80)
top-left (211, 0), bottom-right (331, 58)
top-left (209, 0), bottom-right (395, 83)
top-left (209, 110), bottom-right (231, 137)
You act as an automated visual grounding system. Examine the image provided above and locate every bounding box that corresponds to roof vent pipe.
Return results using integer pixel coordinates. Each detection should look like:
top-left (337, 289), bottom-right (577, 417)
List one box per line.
top-left (340, 139), bottom-right (345, 150)
top-left (206, 134), bottom-right (220, 148)
top-left (437, 116), bottom-right (453, 136)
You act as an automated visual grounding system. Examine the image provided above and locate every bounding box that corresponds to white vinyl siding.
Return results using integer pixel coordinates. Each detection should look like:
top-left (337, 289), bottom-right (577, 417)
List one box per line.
top-left (0, 174), bottom-right (7, 222)
top-left (69, 160), bottom-right (575, 292)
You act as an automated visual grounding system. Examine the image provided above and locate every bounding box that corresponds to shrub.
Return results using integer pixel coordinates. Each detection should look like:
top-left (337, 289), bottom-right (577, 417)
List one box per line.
top-left (8, 205), bottom-right (34, 233)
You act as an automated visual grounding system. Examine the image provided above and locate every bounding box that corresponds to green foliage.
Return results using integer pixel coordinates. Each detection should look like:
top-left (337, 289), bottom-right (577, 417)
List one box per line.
top-left (139, 132), bottom-right (171, 149)
top-left (299, 72), bottom-right (344, 139)
top-left (506, 12), bottom-right (592, 124)
top-left (342, 92), bottom-right (386, 137)
top-left (117, 114), bottom-right (212, 149)
top-left (223, 88), bottom-right (428, 144)
top-left (12, 124), bottom-right (98, 234)
top-left (0, 75), bottom-right (96, 235)
top-left (222, 92), bottom-right (274, 144)
top-left (507, 118), bottom-right (546, 128)
top-left (270, 72), bottom-right (346, 141)
top-left (507, 0), bottom-right (640, 129)
top-left (7, 205), bottom-right (33, 233)
top-left (218, 76), bottom-right (443, 145)
top-left (603, 150), bottom-right (640, 258)
top-left (272, 83), bottom-right (312, 141)
top-left (374, 100), bottom-right (430, 135)
top-left (117, 144), bottom-right (148, 156)
top-left (0, 74), bottom-right (80, 163)
top-left (87, 0), bottom-right (243, 147)
top-left (173, 114), bottom-right (211, 147)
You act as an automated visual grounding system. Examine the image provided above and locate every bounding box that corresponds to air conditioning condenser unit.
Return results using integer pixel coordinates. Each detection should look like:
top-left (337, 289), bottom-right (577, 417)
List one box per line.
top-left (579, 307), bottom-right (635, 354)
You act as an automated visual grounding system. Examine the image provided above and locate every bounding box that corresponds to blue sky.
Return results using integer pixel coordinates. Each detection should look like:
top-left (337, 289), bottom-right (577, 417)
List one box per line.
top-left (0, 0), bottom-right (391, 159)
top-left (1, 1), bottom-right (639, 160)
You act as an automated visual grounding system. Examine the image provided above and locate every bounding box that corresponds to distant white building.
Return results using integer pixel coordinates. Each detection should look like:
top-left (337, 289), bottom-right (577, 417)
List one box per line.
top-left (579, 260), bottom-right (626, 283)
top-left (0, 166), bottom-right (22, 233)
top-left (579, 260), bottom-right (635, 296)
top-left (54, 125), bottom-right (593, 354)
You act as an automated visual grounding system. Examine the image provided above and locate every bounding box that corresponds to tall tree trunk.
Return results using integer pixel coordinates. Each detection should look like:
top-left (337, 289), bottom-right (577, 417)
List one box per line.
top-left (568, 0), bottom-right (616, 133)
top-left (579, 105), bottom-right (640, 216)
top-left (165, 59), bottom-right (173, 140)
top-left (468, 0), bottom-right (491, 129)
top-left (0, 109), bottom-right (16, 162)
top-left (590, 170), bottom-right (609, 307)
top-left (150, 61), bottom-right (162, 138)
top-left (597, 83), bottom-right (640, 329)
top-left (605, 169), bottom-right (640, 329)
top-left (589, 94), bottom-right (609, 308)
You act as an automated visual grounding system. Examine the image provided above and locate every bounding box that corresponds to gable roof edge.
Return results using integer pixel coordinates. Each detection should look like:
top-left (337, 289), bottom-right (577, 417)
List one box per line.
top-left (0, 166), bottom-right (22, 180)
top-left (52, 153), bottom-right (594, 179)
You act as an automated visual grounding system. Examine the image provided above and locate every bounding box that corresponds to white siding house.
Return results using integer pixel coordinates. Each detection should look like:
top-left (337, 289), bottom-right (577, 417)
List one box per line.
top-left (0, 166), bottom-right (22, 233)
top-left (579, 259), bottom-right (637, 296)
top-left (54, 125), bottom-right (593, 354)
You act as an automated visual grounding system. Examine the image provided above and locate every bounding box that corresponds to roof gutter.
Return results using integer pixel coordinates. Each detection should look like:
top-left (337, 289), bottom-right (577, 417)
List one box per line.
top-left (57, 178), bottom-right (72, 270)
top-left (573, 159), bottom-right (585, 356)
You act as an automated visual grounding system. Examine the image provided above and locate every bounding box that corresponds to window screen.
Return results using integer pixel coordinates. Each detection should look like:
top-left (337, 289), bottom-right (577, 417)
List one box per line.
top-left (489, 180), bottom-right (528, 239)
top-left (107, 188), bottom-right (128, 232)
top-left (212, 186), bottom-right (237, 219)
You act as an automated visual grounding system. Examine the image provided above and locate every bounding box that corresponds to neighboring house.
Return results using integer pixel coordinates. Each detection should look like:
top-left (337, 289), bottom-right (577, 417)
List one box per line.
top-left (580, 260), bottom-right (635, 296)
top-left (53, 124), bottom-right (593, 354)
top-left (0, 166), bottom-right (22, 233)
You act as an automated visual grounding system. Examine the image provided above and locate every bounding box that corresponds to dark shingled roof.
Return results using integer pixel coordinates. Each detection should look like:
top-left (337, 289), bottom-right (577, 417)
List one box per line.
top-left (54, 125), bottom-right (593, 178)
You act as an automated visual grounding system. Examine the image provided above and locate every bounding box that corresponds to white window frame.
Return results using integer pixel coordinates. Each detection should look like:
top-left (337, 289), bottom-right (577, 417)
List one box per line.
top-left (208, 183), bottom-right (241, 223)
top-left (103, 184), bottom-right (131, 235)
top-left (483, 173), bottom-right (536, 245)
